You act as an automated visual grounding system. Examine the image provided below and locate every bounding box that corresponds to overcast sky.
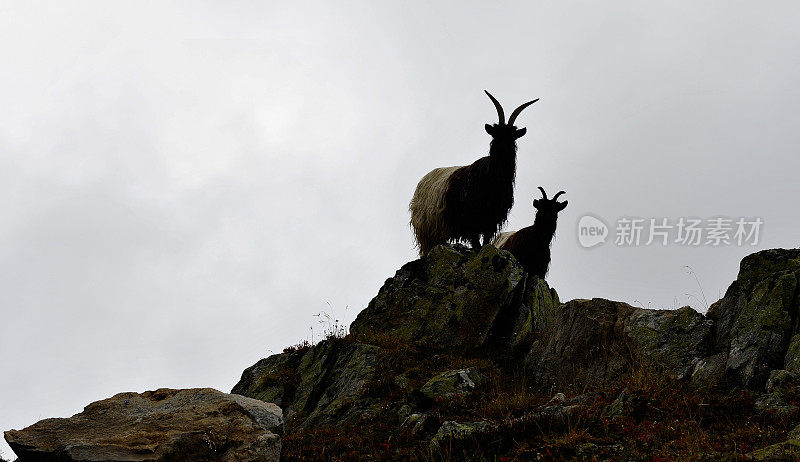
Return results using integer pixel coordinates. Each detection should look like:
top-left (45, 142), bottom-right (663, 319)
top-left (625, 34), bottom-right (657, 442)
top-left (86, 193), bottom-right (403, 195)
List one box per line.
top-left (2, 1), bottom-right (799, 456)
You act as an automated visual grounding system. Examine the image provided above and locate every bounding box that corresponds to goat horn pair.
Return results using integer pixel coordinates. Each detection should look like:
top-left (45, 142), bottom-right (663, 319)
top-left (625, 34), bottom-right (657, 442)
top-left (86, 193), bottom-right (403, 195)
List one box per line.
top-left (537, 187), bottom-right (566, 201)
top-left (485, 90), bottom-right (539, 125)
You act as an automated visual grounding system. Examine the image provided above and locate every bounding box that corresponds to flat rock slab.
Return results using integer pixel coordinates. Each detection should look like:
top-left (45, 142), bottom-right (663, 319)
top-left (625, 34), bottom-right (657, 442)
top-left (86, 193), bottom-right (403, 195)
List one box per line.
top-left (4, 388), bottom-right (283, 461)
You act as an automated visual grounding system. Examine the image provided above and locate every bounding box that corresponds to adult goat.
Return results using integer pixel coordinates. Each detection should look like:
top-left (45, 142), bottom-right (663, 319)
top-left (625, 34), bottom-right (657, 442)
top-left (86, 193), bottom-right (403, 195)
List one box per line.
top-left (409, 90), bottom-right (538, 255)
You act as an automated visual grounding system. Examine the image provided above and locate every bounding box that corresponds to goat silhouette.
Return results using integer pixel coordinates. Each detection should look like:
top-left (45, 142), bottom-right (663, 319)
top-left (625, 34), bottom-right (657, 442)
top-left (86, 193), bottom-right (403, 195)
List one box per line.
top-left (493, 187), bottom-right (567, 278)
top-left (409, 90), bottom-right (538, 255)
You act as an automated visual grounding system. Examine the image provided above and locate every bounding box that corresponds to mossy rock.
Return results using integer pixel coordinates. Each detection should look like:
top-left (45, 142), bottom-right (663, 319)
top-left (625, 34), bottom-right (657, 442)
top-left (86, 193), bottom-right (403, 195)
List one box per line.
top-left (785, 335), bottom-right (800, 376)
top-left (530, 299), bottom-right (715, 389)
top-left (725, 270), bottom-right (799, 388)
top-left (528, 298), bottom-right (639, 389)
top-left (625, 305), bottom-right (713, 380)
top-left (766, 369), bottom-right (798, 398)
top-left (350, 244), bottom-right (552, 354)
top-left (754, 392), bottom-right (798, 420)
top-left (738, 249), bottom-right (800, 295)
top-left (690, 352), bottom-right (728, 390)
top-left (232, 348), bottom-right (306, 406)
top-left (428, 420), bottom-right (496, 460)
top-left (706, 249), bottom-right (800, 390)
top-left (232, 339), bottom-right (383, 430)
top-left (420, 368), bottom-right (484, 400)
top-left (749, 438), bottom-right (800, 461)
top-left (510, 275), bottom-right (560, 349)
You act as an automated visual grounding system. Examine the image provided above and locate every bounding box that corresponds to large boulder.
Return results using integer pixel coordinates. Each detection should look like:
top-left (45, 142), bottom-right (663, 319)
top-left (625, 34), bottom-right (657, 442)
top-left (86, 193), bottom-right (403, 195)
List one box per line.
top-left (349, 244), bottom-right (559, 355)
top-left (529, 298), bottom-right (637, 388)
top-left (625, 305), bottom-right (714, 380)
top-left (232, 339), bottom-right (383, 429)
top-left (230, 346), bottom-right (306, 408)
top-left (4, 388), bottom-right (282, 462)
top-left (529, 299), bottom-right (713, 389)
top-left (707, 249), bottom-right (800, 389)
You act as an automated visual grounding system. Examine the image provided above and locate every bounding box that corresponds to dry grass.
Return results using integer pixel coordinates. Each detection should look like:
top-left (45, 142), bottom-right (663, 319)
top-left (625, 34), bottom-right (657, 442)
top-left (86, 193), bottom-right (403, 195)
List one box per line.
top-left (279, 344), bottom-right (799, 461)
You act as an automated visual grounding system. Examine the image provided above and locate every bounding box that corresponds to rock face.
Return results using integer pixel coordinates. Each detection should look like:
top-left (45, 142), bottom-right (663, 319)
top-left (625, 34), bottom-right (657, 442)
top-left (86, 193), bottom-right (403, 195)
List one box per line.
top-left (529, 298), bottom-right (637, 388)
top-left (350, 244), bottom-right (559, 355)
top-left (232, 339), bottom-right (384, 430)
top-left (4, 388), bottom-right (282, 462)
top-left (529, 299), bottom-right (713, 389)
top-left (708, 249), bottom-right (800, 389)
top-left (233, 245), bottom-right (561, 431)
top-left (231, 246), bottom-right (800, 441)
top-left (529, 249), bottom-right (800, 392)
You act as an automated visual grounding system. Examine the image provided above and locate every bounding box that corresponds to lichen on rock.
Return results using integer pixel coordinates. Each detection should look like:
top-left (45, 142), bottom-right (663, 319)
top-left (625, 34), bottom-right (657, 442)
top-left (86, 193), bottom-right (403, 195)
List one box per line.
top-left (625, 305), bottom-right (714, 380)
top-left (420, 367), bottom-right (483, 400)
top-left (232, 339), bottom-right (383, 430)
top-left (708, 249), bottom-right (800, 389)
top-left (350, 244), bottom-right (545, 354)
top-left (4, 388), bottom-right (283, 462)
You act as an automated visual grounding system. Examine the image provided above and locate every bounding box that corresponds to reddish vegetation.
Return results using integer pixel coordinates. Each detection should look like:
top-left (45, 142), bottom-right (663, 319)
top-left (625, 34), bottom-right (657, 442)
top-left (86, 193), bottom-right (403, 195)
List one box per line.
top-left (278, 337), bottom-right (797, 461)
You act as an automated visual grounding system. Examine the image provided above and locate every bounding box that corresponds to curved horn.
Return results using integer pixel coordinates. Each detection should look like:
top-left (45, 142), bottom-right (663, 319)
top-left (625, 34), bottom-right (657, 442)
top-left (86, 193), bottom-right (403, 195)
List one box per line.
top-left (552, 191), bottom-right (566, 201)
top-left (484, 90), bottom-right (505, 124)
top-left (507, 98), bottom-right (539, 126)
top-left (537, 186), bottom-right (548, 200)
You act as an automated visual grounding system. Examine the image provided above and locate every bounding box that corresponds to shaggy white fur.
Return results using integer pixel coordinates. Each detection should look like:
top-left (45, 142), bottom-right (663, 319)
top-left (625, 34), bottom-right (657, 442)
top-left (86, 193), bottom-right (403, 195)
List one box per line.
top-left (492, 231), bottom-right (514, 249)
top-left (409, 166), bottom-right (462, 255)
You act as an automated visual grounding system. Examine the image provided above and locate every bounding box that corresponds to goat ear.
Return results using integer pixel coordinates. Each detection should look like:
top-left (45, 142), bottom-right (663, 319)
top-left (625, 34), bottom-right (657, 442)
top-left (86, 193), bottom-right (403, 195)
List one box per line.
top-left (485, 124), bottom-right (494, 136)
top-left (515, 127), bottom-right (527, 138)
top-left (558, 200), bottom-right (568, 211)
top-left (533, 199), bottom-right (541, 208)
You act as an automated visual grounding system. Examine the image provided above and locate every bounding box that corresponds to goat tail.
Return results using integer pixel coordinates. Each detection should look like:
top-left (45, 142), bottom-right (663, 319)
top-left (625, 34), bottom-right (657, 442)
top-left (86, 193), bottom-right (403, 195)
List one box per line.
top-left (409, 166), bottom-right (460, 255)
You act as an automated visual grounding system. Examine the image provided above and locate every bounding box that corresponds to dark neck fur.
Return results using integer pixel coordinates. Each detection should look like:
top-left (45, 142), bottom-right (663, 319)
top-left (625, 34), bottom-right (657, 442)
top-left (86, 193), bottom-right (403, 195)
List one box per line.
top-left (531, 210), bottom-right (558, 247)
top-left (487, 138), bottom-right (517, 177)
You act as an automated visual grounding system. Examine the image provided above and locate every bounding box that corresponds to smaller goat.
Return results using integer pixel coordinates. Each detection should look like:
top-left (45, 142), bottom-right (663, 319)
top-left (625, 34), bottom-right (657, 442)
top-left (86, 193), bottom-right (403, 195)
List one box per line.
top-left (493, 187), bottom-right (567, 278)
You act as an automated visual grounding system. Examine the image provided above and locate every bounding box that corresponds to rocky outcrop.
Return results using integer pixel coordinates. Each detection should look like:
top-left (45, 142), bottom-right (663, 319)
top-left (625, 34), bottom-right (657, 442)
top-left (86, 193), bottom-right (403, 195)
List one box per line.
top-left (232, 339), bottom-right (383, 429)
top-left (4, 388), bottom-right (282, 462)
top-left (528, 298), bottom-right (636, 388)
top-left (230, 247), bottom-right (800, 441)
top-left (708, 249), bottom-right (800, 389)
top-left (528, 299), bottom-right (713, 389)
top-left (233, 245), bottom-right (560, 431)
top-left (528, 249), bottom-right (800, 392)
top-left (350, 244), bottom-right (559, 355)
top-left (9, 245), bottom-right (800, 461)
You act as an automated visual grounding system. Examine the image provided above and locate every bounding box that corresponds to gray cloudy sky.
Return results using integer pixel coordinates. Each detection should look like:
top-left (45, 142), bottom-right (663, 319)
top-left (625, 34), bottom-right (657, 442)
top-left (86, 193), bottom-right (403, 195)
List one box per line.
top-left (2, 1), bottom-right (799, 456)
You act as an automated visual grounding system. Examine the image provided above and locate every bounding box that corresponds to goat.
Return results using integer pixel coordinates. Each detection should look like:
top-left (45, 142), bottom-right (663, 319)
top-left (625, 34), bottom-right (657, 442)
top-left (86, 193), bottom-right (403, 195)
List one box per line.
top-left (409, 90), bottom-right (538, 255)
top-left (493, 187), bottom-right (567, 278)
